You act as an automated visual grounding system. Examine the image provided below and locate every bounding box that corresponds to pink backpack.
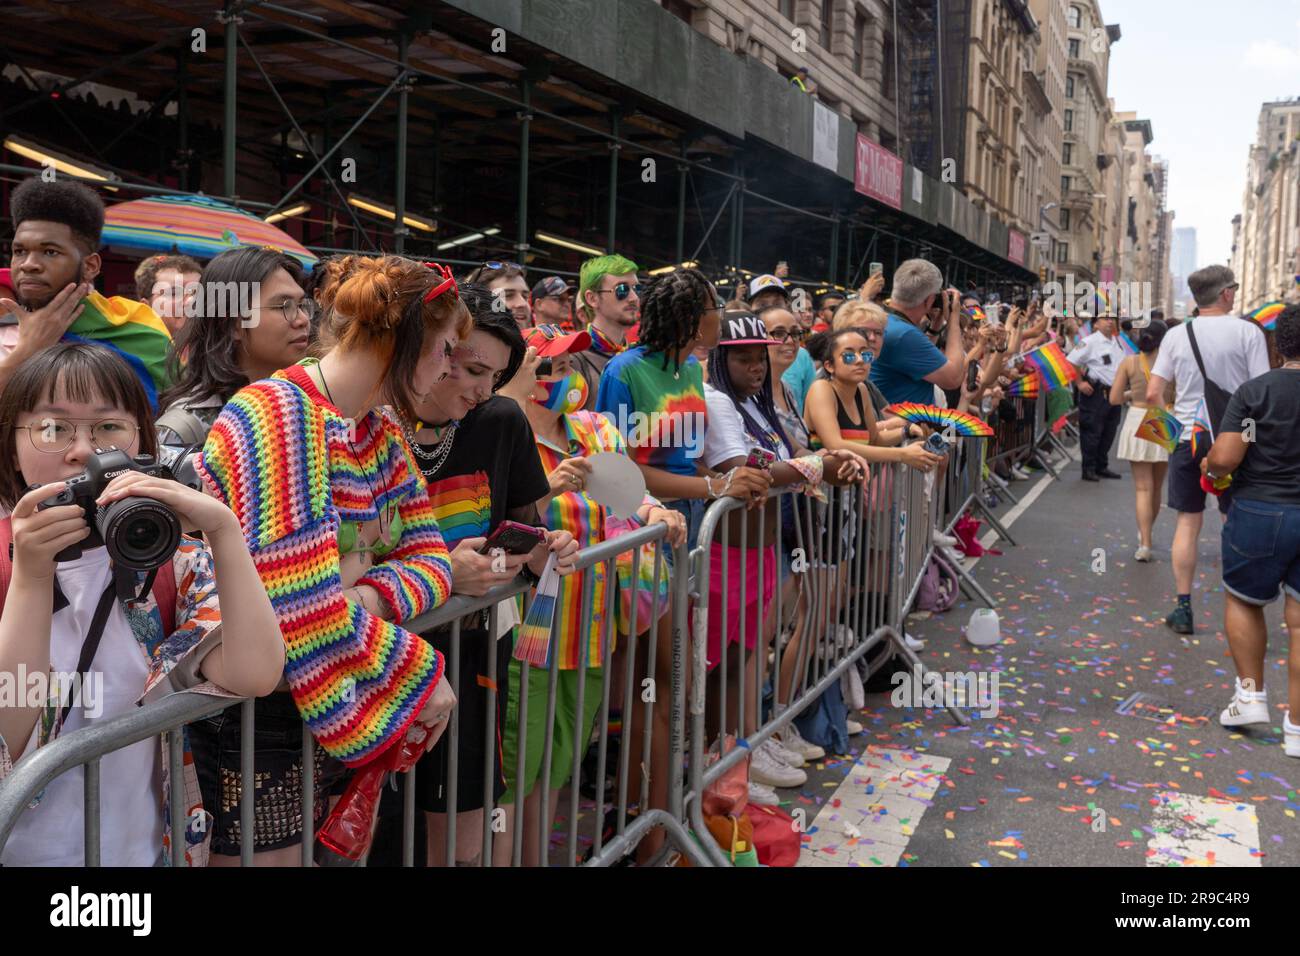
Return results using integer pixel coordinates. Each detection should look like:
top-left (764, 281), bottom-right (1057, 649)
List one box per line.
top-left (916, 557), bottom-right (957, 613)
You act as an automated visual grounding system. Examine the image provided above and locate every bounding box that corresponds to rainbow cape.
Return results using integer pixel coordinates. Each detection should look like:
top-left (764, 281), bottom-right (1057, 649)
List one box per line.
top-left (1134, 406), bottom-right (1182, 453)
top-left (1247, 301), bottom-right (1284, 330)
top-left (65, 291), bottom-right (173, 412)
top-left (1020, 342), bottom-right (1078, 391)
top-left (883, 403), bottom-right (994, 438)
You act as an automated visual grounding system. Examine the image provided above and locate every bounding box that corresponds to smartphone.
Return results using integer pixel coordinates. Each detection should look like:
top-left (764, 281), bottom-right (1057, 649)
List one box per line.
top-left (745, 447), bottom-right (776, 470)
top-left (869, 262), bottom-right (883, 277)
top-left (966, 361), bottom-right (980, 392)
top-left (535, 358), bottom-right (553, 377)
top-left (924, 432), bottom-right (948, 456)
top-left (478, 520), bottom-right (546, 556)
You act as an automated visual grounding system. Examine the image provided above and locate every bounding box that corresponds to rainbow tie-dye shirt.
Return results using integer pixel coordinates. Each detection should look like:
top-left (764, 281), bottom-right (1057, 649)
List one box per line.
top-left (594, 346), bottom-right (708, 476)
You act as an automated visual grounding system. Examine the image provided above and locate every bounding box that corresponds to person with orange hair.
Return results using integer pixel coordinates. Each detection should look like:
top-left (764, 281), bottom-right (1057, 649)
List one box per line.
top-left (194, 255), bottom-right (468, 865)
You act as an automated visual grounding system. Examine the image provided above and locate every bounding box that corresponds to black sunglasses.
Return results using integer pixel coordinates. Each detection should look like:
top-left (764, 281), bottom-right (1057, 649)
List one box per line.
top-left (595, 282), bottom-right (644, 301)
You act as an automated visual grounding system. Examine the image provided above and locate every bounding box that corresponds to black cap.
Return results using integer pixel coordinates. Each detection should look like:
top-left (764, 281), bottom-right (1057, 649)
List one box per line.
top-left (530, 276), bottom-right (573, 300)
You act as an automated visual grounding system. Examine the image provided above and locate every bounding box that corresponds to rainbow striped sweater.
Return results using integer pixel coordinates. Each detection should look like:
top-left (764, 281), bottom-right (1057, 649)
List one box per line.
top-left (197, 363), bottom-right (451, 767)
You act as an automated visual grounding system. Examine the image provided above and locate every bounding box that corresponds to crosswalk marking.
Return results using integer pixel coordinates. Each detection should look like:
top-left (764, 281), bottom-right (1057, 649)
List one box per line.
top-left (797, 746), bottom-right (950, 867)
top-left (1145, 792), bottom-right (1262, 867)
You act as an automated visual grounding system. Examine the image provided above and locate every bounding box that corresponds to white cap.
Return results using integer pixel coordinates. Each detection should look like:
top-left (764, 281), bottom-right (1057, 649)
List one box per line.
top-left (749, 274), bottom-right (789, 299)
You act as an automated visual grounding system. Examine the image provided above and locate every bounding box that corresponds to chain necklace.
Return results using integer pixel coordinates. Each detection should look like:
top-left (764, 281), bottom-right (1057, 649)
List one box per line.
top-left (403, 416), bottom-right (459, 478)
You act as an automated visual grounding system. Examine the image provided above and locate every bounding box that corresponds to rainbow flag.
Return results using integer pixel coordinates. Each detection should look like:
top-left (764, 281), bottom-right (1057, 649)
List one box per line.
top-left (1020, 342), bottom-right (1078, 391)
top-left (1247, 301), bottom-right (1284, 330)
top-left (1118, 331), bottom-right (1138, 356)
top-left (65, 292), bottom-right (173, 412)
top-left (1134, 406), bottom-right (1182, 453)
top-left (1095, 289), bottom-right (1112, 315)
top-left (1005, 373), bottom-right (1040, 398)
top-left (1189, 398), bottom-right (1212, 457)
top-left (965, 304), bottom-right (987, 322)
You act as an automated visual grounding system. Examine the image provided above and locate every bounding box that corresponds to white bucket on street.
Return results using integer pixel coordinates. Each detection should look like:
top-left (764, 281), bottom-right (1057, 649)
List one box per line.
top-left (964, 608), bottom-right (1001, 647)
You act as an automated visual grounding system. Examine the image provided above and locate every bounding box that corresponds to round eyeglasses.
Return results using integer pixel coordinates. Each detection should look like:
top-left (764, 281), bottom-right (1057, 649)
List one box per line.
top-left (14, 418), bottom-right (139, 454)
top-left (269, 298), bottom-right (318, 323)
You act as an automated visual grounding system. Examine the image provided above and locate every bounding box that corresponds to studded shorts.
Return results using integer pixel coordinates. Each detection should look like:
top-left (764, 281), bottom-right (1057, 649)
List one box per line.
top-left (189, 692), bottom-right (349, 857)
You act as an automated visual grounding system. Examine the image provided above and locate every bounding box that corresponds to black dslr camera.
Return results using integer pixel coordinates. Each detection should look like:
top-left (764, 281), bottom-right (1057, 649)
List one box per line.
top-left (34, 447), bottom-right (203, 570)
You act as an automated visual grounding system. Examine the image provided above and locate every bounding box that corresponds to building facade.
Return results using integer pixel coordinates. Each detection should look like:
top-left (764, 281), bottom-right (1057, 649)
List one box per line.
top-left (1028, 0), bottom-right (1069, 283)
top-left (1233, 97), bottom-right (1300, 311)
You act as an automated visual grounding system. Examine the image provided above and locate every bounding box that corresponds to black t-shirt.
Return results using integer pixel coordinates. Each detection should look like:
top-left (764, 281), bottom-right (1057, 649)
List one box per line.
top-left (411, 396), bottom-right (550, 549)
top-left (1221, 369), bottom-right (1300, 504)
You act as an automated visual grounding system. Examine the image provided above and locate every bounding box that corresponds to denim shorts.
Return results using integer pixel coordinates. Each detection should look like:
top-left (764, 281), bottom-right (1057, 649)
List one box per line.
top-left (1221, 498), bottom-right (1300, 606)
top-left (665, 497), bottom-right (707, 561)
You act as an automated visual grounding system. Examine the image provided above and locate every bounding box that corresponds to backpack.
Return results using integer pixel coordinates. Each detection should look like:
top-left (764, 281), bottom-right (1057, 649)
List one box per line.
top-left (916, 555), bottom-right (958, 613)
top-left (0, 518), bottom-right (177, 630)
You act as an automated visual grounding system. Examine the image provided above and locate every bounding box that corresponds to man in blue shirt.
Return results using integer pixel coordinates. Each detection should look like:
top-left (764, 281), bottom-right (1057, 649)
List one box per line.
top-left (869, 258), bottom-right (967, 405)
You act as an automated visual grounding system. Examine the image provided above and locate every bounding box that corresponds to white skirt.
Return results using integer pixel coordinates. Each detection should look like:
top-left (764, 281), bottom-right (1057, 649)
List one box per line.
top-left (1116, 403), bottom-right (1170, 463)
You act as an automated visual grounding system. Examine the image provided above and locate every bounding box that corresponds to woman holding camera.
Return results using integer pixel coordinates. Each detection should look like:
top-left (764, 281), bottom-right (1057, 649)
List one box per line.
top-left (194, 255), bottom-right (464, 865)
top-left (0, 342), bottom-right (285, 866)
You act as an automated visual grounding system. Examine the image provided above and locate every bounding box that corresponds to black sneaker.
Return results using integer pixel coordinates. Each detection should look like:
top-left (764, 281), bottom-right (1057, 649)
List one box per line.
top-left (1081, 471), bottom-right (1099, 482)
top-left (1164, 604), bottom-right (1194, 634)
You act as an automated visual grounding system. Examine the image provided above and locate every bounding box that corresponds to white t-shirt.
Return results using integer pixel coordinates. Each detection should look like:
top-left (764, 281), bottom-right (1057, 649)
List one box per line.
top-left (1149, 315), bottom-right (1271, 437)
top-left (702, 385), bottom-right (792, 470)
top-left (2, 549), bottom-right (162, 867)
top-left (1067, 330), bottom-right (1128, 387)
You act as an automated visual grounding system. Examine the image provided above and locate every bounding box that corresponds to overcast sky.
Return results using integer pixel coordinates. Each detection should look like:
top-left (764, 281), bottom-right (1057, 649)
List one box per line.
top-left (1103, 0), bottom-right (1300, 267)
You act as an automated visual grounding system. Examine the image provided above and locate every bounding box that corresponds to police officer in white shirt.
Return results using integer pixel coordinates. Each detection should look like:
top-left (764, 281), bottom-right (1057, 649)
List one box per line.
top-left (1068, 313), bottom-right (1126, 481)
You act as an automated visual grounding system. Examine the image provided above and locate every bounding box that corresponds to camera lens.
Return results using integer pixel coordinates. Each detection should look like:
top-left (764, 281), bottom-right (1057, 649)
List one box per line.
top-left (98, 496), bottom-right (182, 571)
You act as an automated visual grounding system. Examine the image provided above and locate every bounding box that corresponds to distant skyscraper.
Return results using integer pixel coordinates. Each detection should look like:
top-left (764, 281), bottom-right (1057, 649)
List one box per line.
top-left (1171, 227), bottom-right (1198, 305)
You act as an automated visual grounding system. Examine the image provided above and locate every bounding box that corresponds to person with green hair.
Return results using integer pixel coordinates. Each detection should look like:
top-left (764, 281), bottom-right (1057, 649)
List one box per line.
top-left (571, 253), bottom-right (640, 411)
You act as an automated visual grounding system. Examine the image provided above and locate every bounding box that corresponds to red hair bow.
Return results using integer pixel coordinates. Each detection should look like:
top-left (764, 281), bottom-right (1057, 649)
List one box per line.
top-left (422, 262), bottom-right (459, 303)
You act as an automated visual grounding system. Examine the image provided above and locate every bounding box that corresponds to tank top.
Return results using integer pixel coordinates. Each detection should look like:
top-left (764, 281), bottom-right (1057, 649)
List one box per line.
top-left (809, 383), bottom-right (872, 449)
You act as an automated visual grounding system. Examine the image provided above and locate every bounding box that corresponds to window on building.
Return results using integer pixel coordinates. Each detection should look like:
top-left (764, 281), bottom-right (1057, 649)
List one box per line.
top-left (882, 30), bottom-right (895, 98)
top-left (1068, 38), bottom-right (1080, 58)
top-left (662, 0), bottom-right (693, 23)
top-left (778, 0), bottom-right (794, 20)
top-left (1062, 143), bottom-right (1073, 165)
top-left (820, 0), bottom-right (833, 49)
top-left (1061, 175), bottom-right (1071, 194)
top-left (1068, 5), bottom-right (1081, 28)
top-left (1065, 74), bottom-right (1075, 98)
top-left (1057, 242), bottom-right (1070, 263)
top-left (1059, 208), bottom-right (1070, 230)
top-left (853, 13), bottom-right (867, 76)
top-left (1064, 108), bottom-right (1073, 132)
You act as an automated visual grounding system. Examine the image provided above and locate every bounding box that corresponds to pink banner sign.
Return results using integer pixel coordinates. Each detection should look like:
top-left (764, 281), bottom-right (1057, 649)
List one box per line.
top-left (854, 134), bottom-right (903, 210)
top-left (1008, 230), bottom-right (1026, 266)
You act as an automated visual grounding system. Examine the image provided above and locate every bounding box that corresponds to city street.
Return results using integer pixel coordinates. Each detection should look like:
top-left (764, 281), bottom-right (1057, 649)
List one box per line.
top-left (795, 446), bottom-right (1299, 868)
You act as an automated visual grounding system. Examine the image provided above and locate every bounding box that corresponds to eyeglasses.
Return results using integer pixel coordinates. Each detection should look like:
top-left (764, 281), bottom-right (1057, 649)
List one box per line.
top-left (838, 350), bottom-right (873, 365)
top-left (482, 261), bottom-right (523, 272)
top-left (595, 282), bottom-right (643, 301)
top-left (269, 298), bottom-right (318, 323)
top-left (765, 327), bottom-right (808, 343)
top-left (14, 418), bottom-right (138, 454)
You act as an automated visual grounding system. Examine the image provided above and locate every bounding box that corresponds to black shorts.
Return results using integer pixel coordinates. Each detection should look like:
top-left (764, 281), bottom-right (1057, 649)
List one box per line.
top-left (189, 691), bottom-right (349, 857)
top-left (1167, 441), bottom-right (1233, 515)
top-left (413, 624), bottom-right (510, 814)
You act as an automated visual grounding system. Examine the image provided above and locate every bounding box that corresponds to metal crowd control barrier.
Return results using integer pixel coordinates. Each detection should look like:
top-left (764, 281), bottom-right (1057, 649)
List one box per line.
top-left (0, 522), bottom-right (713, 868)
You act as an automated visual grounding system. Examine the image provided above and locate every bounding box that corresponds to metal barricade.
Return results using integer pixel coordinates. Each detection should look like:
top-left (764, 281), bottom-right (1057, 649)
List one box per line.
top-left (0, 521), bottom-right (712, 868)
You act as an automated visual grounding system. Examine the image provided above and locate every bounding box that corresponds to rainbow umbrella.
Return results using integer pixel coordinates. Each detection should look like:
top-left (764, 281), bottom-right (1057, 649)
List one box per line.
top-left (883, 403), bottom-right (995, 438)
top-left (1247, 301), bottom-right (1284, 330)
top-left (103, 194), bottom-right (316, 269)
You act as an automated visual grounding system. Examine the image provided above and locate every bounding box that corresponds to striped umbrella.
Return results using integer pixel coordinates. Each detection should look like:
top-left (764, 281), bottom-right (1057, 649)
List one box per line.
top-left (102, 194), bottom-right (316, 269)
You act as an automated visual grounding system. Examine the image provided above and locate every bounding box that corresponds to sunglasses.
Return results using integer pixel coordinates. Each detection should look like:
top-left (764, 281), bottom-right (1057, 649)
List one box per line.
top-left (765, 327), bottom-right (807, 343)
top-left (838, 350), bottom-right (873, 365)
top-left (482, 261), bottom-right (523, 272)
top-left (595, 282), bottom-right (643, 301)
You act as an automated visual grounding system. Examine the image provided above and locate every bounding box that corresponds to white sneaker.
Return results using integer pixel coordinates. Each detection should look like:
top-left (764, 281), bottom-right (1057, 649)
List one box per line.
top-left (818, 624), bottom-right (856, 660)
top-left (750, 742), bottom-right (808, 788)
top-left (1285, 715), bottom-right (1300, 758)
top-left (1134, 546), bottom-right (1153, 562)
top-left (903, 633), bottom-right (925, 651)
top-left (1220, 692), bottom-right (1270, 728)
top-left (748, 780), bottom-right (779, 806)
top-left (845, 718), bottom-right (864, 736)
top-left (779, 722), bottom-right (826, 762)
top-left (932, 530), bottom-right (959, 547)
top-left (1009, 466), bottom-right (1030, 481)
top-left (761, 736), bottom-right (806, 769)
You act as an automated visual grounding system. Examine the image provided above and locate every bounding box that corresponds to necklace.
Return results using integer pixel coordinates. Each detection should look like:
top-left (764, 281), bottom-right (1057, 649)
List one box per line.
top-left (315, 361), bottom-right (395, 546)
top-left (403, 416), bottom-right (459, 477)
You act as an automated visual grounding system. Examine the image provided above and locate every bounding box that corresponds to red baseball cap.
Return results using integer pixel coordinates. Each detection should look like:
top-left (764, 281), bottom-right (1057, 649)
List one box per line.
top-left (522, 323), bottom-right (592, 357)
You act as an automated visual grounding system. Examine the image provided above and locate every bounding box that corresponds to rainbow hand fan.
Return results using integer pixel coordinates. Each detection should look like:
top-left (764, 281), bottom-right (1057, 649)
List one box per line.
top-left (883, 403), bottom-right (994, 437)
top-left (1134, 406), bottom-right (1183, 453)
top-left (1005, 373), bottom-right (1040, 399)
top-left (1020, 342), bottom-right (1078, 390)
top-left (512, 554), bottom-right (561, 667)
top-left (1247, 301), bottom-right (1284, 330)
